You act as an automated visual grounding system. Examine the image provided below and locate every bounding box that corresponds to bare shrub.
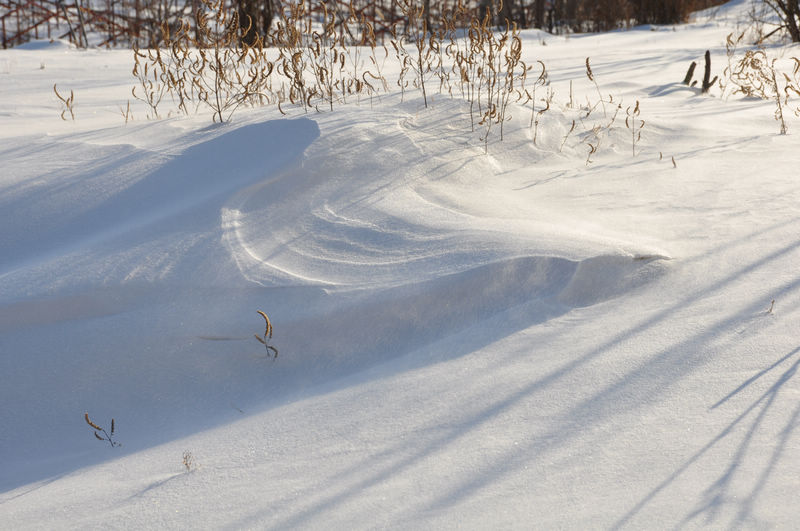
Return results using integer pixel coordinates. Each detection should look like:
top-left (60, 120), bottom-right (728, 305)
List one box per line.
top-left (130, 0), bottom-right (275, 122)
top-left (726, 48), bottom-right (788, 133)
top-left (761, 0), bottom-right (800, 42)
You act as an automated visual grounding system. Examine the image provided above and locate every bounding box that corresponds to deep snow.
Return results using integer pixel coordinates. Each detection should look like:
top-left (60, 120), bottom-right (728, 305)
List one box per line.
top-left (2, 0), bottom-right (800, 528)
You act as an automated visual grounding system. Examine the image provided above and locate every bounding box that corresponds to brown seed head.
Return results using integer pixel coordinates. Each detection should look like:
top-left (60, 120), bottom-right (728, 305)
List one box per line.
top-left (85, 413), bottom-right (102, 431)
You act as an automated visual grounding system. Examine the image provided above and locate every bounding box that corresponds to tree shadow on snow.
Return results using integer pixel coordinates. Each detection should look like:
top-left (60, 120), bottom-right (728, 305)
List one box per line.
top-left (613, 346), bottom-right (800, 529)
top-left (227, 216), bottom-right (800, 529)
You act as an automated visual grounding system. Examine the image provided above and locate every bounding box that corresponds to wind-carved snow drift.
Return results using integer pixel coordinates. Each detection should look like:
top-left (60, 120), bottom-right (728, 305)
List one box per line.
top-left (221, 101), bottom-right (669, 292)
top-left (0, 95), bottom-right (670, 493)
top-left (217, 102), bottom-right (671, 389)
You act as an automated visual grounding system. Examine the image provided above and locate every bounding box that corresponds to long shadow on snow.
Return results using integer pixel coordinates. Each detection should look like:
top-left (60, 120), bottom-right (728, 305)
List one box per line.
top-left (416, 227), bottom-right (800, 526)
top-left (0, 118), bottom-right (320, 276)
top-left (232, 217), bottom-right (800, 529)
top-left (614, 346), bottom-right (800, 529)
top-left (228, 253), bottom-right (669, 529)
top-left (682, 347), bottom-right (800, 528)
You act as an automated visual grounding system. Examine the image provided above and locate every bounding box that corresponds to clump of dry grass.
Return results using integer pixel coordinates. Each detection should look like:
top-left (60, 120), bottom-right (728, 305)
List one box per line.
top-left (722, 33), bottom-right (800, 134)
top-left (192, 0), bottom-right (275, 122)
top-left (443, 10), bottom-right (529, 152)
top-left (122, 1), bottom-right (660, 161)
top-left (399, 0), bottom-right (434, 108)
top-left (131, 0), bottom-right (276, 122)
top-left (727, 49), bottom-right (786, 133)
top-left (129, 0), bottom-right (392, 121)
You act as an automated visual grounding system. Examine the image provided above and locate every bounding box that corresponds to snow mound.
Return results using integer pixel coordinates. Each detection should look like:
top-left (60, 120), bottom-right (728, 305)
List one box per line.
top-left (0, 118), bottom-right (320, 299)
top-left (15, 39), bottom-right (75, 50)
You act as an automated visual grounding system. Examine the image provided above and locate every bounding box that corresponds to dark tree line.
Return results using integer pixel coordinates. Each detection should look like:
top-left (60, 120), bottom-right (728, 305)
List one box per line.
top-left (130, 0), bottom-right (733, 45)
top-left (0, 0), bottom-right (732, 49)
top-left (485, 0), bottom-right (728, 34)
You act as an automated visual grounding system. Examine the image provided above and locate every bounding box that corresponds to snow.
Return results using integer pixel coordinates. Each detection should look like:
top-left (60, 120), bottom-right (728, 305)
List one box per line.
top-left (2, 1), bottom-right (800, 528)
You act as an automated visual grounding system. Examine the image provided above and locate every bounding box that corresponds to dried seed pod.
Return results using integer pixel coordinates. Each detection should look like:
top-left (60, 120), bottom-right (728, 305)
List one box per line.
top-left (257, 310), bottom-right (272, 338)
top-left (85, 413), bottom-right (102, 431)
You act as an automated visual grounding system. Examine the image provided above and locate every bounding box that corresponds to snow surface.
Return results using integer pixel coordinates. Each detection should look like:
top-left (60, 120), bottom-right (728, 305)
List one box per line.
top-left (2, 1), bottom-right (800, 528)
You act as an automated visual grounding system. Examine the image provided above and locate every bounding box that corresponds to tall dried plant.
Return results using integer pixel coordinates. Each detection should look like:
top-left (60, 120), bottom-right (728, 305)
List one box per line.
top-left (192, 0), bottom-right (274, 121)
top-left (254, 310), bottom-right (278, 359)
top-left (53, 84), bottom-right (75, 120)
top-left (625, 100), bottom-right (645, 156)
top-left (273, 0), bottom-right (314, 112)
top-left (585, 57), bottom-right (607, 117)
top-left (398, 0), bottom-right (435, 108)
top-left (85, 412), bottom-right (120, 447)
top-left (130, 0), bottom-right (274, 123)
top-left (784, 57), bottom-right (800, 119)
top-left (474, 17), bottom-right (527, 152)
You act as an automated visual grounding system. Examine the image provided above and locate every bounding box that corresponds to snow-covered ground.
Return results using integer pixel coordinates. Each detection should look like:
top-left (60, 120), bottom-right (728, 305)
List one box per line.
top-left (2, 0), bottom-right (800, 527)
